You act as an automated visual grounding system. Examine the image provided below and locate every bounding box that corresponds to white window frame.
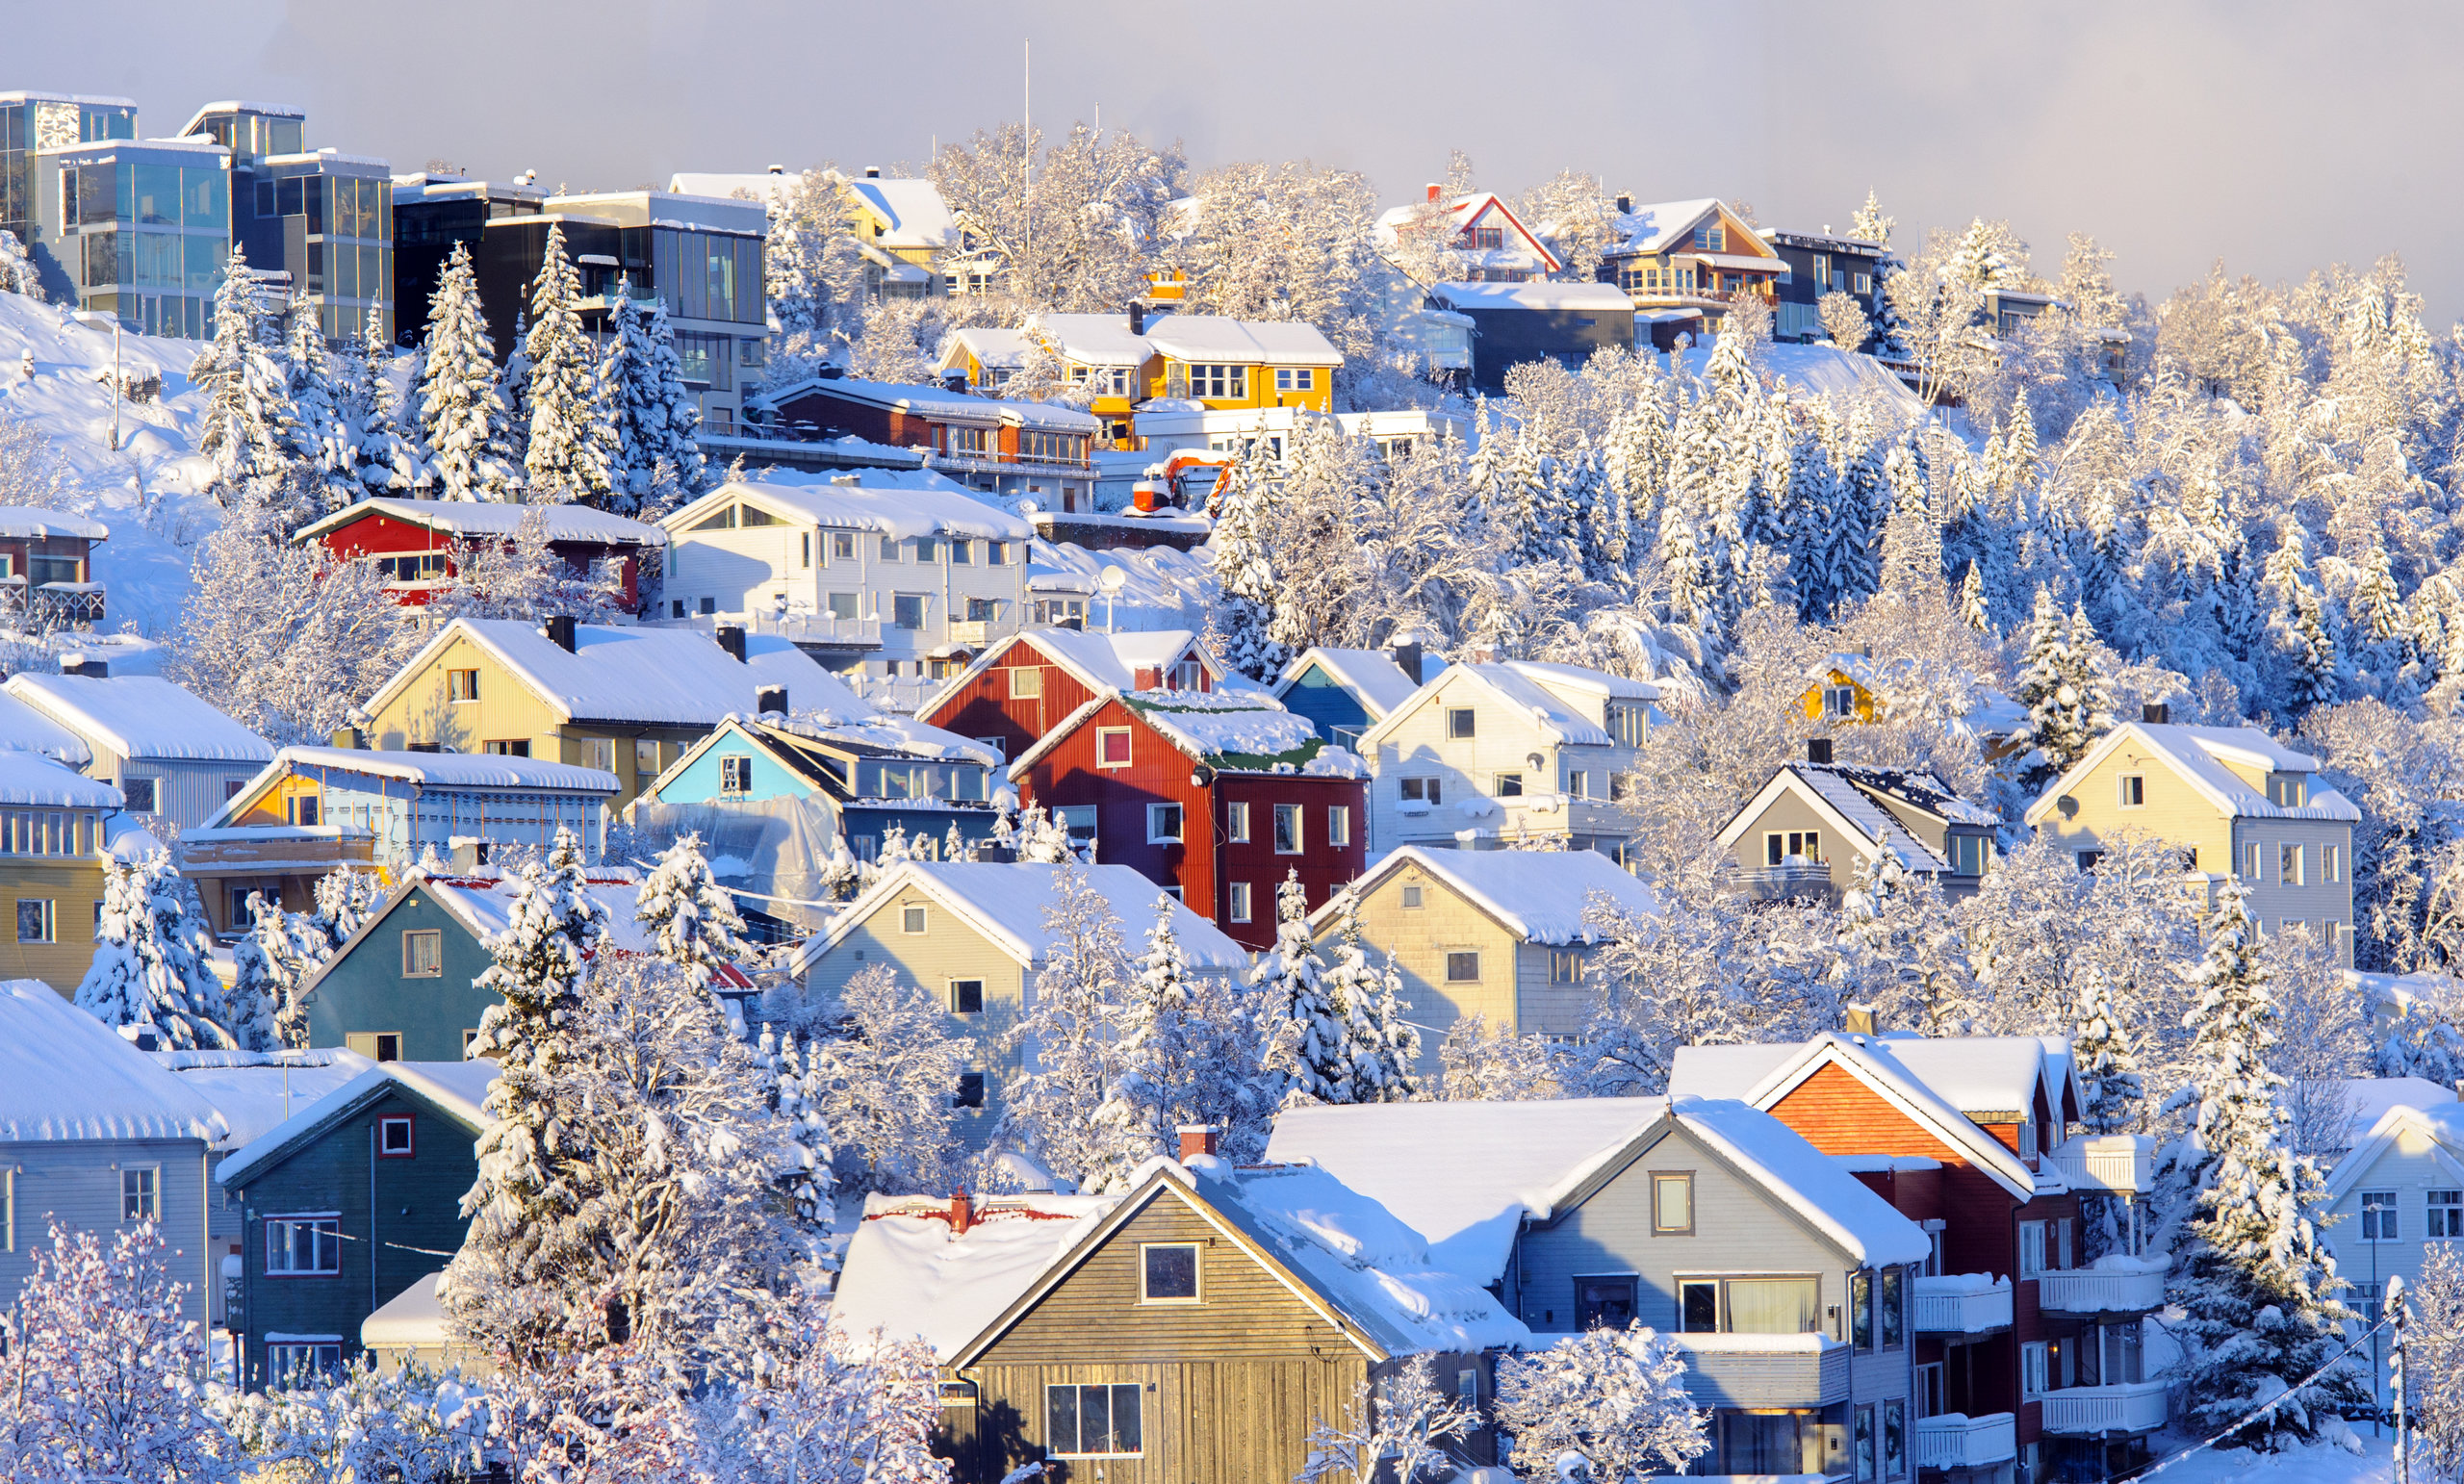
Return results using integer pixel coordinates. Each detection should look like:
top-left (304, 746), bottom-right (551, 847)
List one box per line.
top-left (1139, 1242), bottom-right (1202, 1304)
top-left (1327, 806), bottom-right (1350, 848)
top-left (2118, 773), bottom-right (2145, 808)
top-left (2241, 841), bottom-right (2264, 882)
top-left (1227, 882), bottom-right (1252, 923)
top-left (1273, 804), bottom-right (1303, 855)
top-left (1009, 666), bottom-right (1044, 700)
top-left (2018, 1219), bottom-right (2047, 1277)
top-left (120, 1164), bottom-right (158, 1222)
top-left (1224, 801), bottom-right (1250, 843)
top-left (1399, 776), bottom-right (1441, 806)
top-left (1095, 727), bottom-right (1133, 769)
top-left (2325, 843), bottom-right (2345, 883)
top-left (720, 755), bottom-right (755, 795)
top-left (2430, 1190), bottom-right (2464, 1240)
top-left (2361, 1190), bottom-right (2400, 1242)
top-left (377, 1114), bottom-right (414, 1157)
top-left (901, 905), bottom-right (928, 934)
top-left (1146, 803), bottom-right (1184, 844)
top-left (1446, 706), bottom-right (1476, 739)
top-left (2281, 842), bottom-right (2305, 885)
top-left (2020, 1340), bottom-right (2051, 1398)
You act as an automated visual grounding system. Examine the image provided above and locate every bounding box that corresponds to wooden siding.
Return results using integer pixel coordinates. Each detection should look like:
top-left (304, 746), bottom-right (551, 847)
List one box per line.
top-left (1679, 1344), bottom-right (1852, 1408)
top-left (313, 507), bottom-right (652, 609)
top-left (303, 883), bottom-right (499, 1063)
top-left (921, 645), bottom-right (1106, 765)
top-left (0, 1137), bottom-right (212, 1324)
top-left (1367, 669), bottom-right (1634, 853)
top-left (2323, 1122), bottom-right (2464, 1307)
top-left (1728, 784), bottom-right (1863, 896)
top-left (0, 852), bottom-right (112, 994)
top-left (1323, 860), bottom-right (1570, 1076)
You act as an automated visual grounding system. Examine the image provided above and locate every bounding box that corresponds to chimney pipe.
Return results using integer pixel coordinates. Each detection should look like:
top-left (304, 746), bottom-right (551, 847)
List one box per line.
top-left (864, 165), bottom-right (881, 179)
top-left (329, 726), bottom-right (364, 750)
top-left (1129, 301), bottom-right (1145, 337)
top-left (545, 615), bottom-right (577, 652)
top-left (1391, 640), bottom-right (1424, 686)
top-left (1807, 737), bottom-right (1833, 765)
top-left (948, 1191), bottom-right (972, 1236)
top-left (767, 164), bottom-right (783, 175)
top-left (1616, 193), bottom-right (1632, 216)
top-left (1177, 1124), bottom-right (1221, 1161)
top-left (757, 683), bottom-right (787, 716)
top-left (714, 624), bottom-right (747, 664)
top-left (1844, 1004), bottom-right (1878, 1036)
top-left (1425, 182), bottom-right (1441, 204)
top-left (2143, 702), bottom-right (2169, 726)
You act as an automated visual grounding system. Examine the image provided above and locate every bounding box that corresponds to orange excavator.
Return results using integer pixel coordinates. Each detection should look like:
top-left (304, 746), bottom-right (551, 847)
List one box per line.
top-left (1129, 450), bottom-right (1234, 516)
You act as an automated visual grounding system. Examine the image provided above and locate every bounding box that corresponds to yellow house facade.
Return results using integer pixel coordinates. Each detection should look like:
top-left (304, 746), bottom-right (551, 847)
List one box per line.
top-left (0, 755), bottom-right (137, 995)
top-left (2023, 717), bottom-right (2360, 960)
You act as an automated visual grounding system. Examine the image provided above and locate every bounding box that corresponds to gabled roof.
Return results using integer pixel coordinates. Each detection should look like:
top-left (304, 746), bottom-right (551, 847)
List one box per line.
top-left (1271, 646), bottom-right (1433, 722)
top-left (833, 1190), bottom-right (1118, 1360)
top-left (216, 1061), bottom-right (497, 1188)
top-left (0, 749), bottom-right (123, 807)
top-left (1375, 192), bottom-right (1563, 274)
top-left (2325, 1100), bottom-right (2464, 1202)
top-left (362, 618), bottom-right (786, 729)
top-left (0, 981), bottom-right (229, 1144)
top-left (1140, 316), bottom-right (1344, 369)
top-left (0, 689), bottom-right (93, 768)
top-left (5, 674), bottom-right (273, 764)
top-left (0, 505), bottom-right (109, 540)
top-left (1661, 1097), bottom-right (1932, 1267)
top-left (940, 325), bottom-right (1034, 373)
top-left (921, 627), bottom-right (1222, 723)
top-left (788, 861), bottom-right (1251, 979)
top-left (1354, 660), bottom-right (1643, 753)
top-left (642, 712), bottom-right (999, 806)
top-left (758, 373), bottom-right (1102, 432)
top-left (154, 1048), bottom-right (373, 1149)
top-left (207, 747), bottom-right (619, 829)
top-left (1001, 688), bottom-right (1356, 780)
top-left (1609, 198), bottom-right (1778, 260)
top-left (846, 177), bottom-right (957, 250)
top-left (1026, 313), bottom-right (1153, 368)
top-left (2022, 722), bottom-right (2360, 827)
top-left (292, 498), bottom-right (666, 548)
top-left (1713, 760), bottom-right (1992, 874)
top-left (664, 474), bottom-right (1032, 544)
top-left (1311, 845), bottom-right (1658, 945)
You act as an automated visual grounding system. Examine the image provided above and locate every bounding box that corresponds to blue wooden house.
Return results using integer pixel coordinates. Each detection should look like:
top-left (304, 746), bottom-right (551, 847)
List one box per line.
top-left (216, 1060), bottom-right (494, 1390)
top-left (1270, 643), bottom-right (1439, 749)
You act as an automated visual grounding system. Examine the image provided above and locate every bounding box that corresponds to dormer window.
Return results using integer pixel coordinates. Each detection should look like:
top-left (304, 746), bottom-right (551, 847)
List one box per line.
top-left (2266, 773), bottom-right (2307, 807)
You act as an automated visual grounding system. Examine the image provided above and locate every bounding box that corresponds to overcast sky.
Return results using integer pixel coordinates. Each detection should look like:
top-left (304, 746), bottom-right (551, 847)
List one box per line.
top-left (21, 1), bottom-right (2464, 321)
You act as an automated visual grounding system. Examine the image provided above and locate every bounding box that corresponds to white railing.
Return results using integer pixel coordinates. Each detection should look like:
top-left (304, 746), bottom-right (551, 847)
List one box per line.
top-left (1914, 1412), bottom-right (2015, 1471)
top-left (2048, 1134), bottom-right (2155, 1193)
top-left (652, 610), bottom-right (885, 647)
top-left (2036, 1267), bottom-right (2167, 1314)
top-left (1911, 1276), bottom-right (2012, 1333)
top-left (2038, 1380), bottom-right (2168, 1435)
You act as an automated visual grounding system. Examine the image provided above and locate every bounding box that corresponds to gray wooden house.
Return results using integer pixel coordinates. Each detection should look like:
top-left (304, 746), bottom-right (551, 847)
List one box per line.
top-left (4, 670), bottom-right (275, 830)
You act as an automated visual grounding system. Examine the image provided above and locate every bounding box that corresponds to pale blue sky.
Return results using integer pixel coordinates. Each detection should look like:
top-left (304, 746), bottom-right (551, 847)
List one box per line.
top-left (19, 0), bottom-right (2464, 321)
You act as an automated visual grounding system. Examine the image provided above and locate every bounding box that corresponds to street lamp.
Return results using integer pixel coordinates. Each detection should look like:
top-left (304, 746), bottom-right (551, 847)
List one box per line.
top-left (70, 310), bottom-right (120, 452)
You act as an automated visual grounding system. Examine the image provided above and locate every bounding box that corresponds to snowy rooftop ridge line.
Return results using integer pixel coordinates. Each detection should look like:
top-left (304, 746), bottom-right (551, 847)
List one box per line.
top-left (3, 673), bottom-right (274, 764)
top-left (0, 981), bottom-right (230, 1143)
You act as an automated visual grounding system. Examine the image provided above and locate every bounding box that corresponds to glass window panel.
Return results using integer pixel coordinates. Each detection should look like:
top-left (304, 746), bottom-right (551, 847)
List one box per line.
top-left (186, 234), bottom-right (225, 295)
top-left (270, 118), bottom-right (302, 155)
top-left (138, 232), bottom-right (176, 289)
top-left (376, 179), bottom-right (391, 243)
top-left (184, 167), bottom-right (224, 230)
top-left (278, 176), bottom-right (303, 217)
top-left (305, 240), bottom-right (323, 294)
top-left (1725, 1277), bottom-right (1820, 1334)
top-left (116, 161), bottom-right (132, 220)
top-left (736, 236), bottom-right (762, 323)
top-left (680, 234), bottom-right (706, 319)
top-left (707, 236), bottom-right (734, 320)
top-left (133, 163), bottom-right (178, 225)
top-left (77, 164), bottom-right (113, 226)
top-left (1046, 1387), bottom-right (1078, 1455)
top-left (114, 230), bottom-right (131, 286)
top-left (332, 241), bottom-right (355, 298)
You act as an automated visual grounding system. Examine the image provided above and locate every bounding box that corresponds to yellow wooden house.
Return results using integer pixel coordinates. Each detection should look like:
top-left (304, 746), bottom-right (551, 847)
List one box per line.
top-left (840, 174), bottom-right (958, 297)
top-left (1796, 652), bottom-right (2030, 759)
top-left (937, 312), bottom-right (1343, 448)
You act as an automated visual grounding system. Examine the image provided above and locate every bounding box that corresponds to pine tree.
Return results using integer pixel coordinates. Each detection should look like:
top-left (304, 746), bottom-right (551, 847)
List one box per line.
top-left (633, 831), bottom-right (747, 992)
top-left (1096, 897), bottom-right (1207, 1174)
top-left (414, 242), bottom-right (521, 500)
top-left (346, 308), bottom-right (419, 495)
top-left (2011, 586), bottom-right (2115, 787)
top-left (2160, 879), bottom-right (2369, 1448)
top-left (2073, 966), bottom-right (2143, 1137)
top-left (500, 310), bottom-right (532, 468)
top-left (74, 856), bottom-right (236, 1051)
top-left (1319, 887), bottom-right (1420, 1102)
top-left (221, 892), bottom-right (293, 1053)
top-left (603, 288), bottom-right (707, 516)
top-left (2288, 584), bottom-right (2345, 713)
top-left (1206, 440), bottom-right (1287, 680)
top-left (282, 295), bottom-right (357, 516)
top-left (191, 249), bottom-right (304, 523)
top-left (1255, 871), bottom-right (1347, 1106)
top-left (520, 224), bottom-right (614, 503)
top-left (1958, 559), bottom-right (1994, 634)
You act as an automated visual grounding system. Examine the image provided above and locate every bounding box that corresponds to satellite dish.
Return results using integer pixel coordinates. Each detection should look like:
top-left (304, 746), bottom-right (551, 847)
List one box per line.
top-left (1097, 566), bottom-right (1128, 595)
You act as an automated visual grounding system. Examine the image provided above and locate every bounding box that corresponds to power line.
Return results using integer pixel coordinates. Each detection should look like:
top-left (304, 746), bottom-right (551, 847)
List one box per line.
top-left (2117, 1318), bottom-right (2388, 1481)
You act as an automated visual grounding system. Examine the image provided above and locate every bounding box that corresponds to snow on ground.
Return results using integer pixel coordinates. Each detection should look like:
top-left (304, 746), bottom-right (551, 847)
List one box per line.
top-left (2142, 1432), bottom-right (2395, 1484)
top-left (0, 293), bottom-right (225, 637)
top-left (1666, 340), bottom-right (1932, 422)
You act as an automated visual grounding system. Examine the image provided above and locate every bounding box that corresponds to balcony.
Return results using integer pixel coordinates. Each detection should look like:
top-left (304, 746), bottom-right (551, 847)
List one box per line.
top-left (1914, 1412), bottom-right (2015, 1471)
top-left (2048, 1134), bottom-right (2155, 1194)
top-left (1667, 1333), bottom-right (1848, 1409)
top-left (2036, 1265), bottom-right (2167, 1316)
top-left (928, 447), bottom-right (1094, 475)
top-left (1912, 1275), bottom-right (2013, 1335)
top-left (946, 620), bottom-right (991, 646)
top-left (654, 610), bottom-right (883, 652)
top-left (2038, 1380), bottom-right (2168, 1436)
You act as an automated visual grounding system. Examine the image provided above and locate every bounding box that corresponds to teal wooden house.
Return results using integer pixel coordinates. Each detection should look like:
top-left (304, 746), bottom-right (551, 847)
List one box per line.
top-left (215, 1061), bottom-right (495, 1390)
top-left (1270, 644), bottom-right (1437, 748)
top-left (634, 712), bottom-right (1003, 862)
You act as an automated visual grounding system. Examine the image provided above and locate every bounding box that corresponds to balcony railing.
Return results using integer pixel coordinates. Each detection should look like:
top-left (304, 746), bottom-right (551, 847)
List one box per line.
top-left (1720, 859), bottom-right (1833, 902)
top-left (1666, 1334), bottom-right (1849, 1409)
top-left (947, 620), bottom-right (991, 645)
top-left (2036, 1266), bottom-right (2167, 1315)
top-left (1914, 1412), bottom-right (2016, 1471)
top-left (2038, 1379), bottom-right (2168, 1436)
top-left (929, 447), bottom-right (1095, 474)
top-left (2047, 1134), bottom-right (2155, 1194)
top-left (1912, 1275), bottom-right (2013, 1334)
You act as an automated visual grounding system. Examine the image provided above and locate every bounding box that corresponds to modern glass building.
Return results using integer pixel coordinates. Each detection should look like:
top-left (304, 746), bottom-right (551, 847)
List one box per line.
top-left (181, 103), bottom-right (393, 343)
top-left (44, 136), bottom-right (232, 339)
top-left (1, 91), bottom-right (139, 299)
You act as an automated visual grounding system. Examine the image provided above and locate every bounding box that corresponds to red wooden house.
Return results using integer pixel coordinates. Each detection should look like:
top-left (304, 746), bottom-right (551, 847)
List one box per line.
top-left (919, 627), bottom-right (1223, 765)
top-left (1671, 1033), bottom-right (2165, 1484)
top-left (0, 505), bottom-right (110, 627)
top-left (756, 374), bottom-right (1101, 512)
top-left (291, 499), bottom-right (668, 609)
top-left (1007, 689), bottom-right (1368, 950)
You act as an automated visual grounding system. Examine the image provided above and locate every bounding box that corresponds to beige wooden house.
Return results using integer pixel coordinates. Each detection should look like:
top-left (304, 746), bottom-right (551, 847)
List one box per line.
top-left (1311, 845), bottom-right (1659, 1075)
top-left (2022, 711), bottom-right (2359, 960)
top-left (1713, 741), bottom-right (2002, 903)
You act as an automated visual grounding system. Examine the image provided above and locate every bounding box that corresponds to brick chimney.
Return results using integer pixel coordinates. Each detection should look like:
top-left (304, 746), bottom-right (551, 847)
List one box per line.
top-left (948, 1191), bottom-right (973, 1236)
top-left (1425, 182), bottom-right (1441, 203)
top-left (2143, 703), bottom-right (2169, 725)
top-left (1177, 1124), bottom-right (1221, 1161)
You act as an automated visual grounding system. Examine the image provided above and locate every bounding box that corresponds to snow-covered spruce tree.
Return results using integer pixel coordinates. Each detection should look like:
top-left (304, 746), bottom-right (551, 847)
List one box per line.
top-left (218, 894), bottom-right (287, 1053)
top-left (2073, 965), bottom-right (2143, 1137)
top-left (414, 241), bottom-right (521, 500)
top-left (1097, 896), bottom-right (1270, 1174)
top-left (446, 828), bottom-right (610, 1364)
top-left (1319, 887), bottom-right (1420, 1102)
top-left (2158, 878), bottom-right (2368, 1449)
top-left (995, 862), bottom-right (1150, 1191)
top-left (424, 507), bottom-right (629, 625)
top-left (603, 288), bottom-right (707, 516)
top-left (1493, 1323), bottom-right (1711, 1481)
top-left (2010, 585), bottom-right (2115, 789)
top-left (0, 1220), bottom-right (233, 1480)
top-left (283, 295), bottom-right (358, 516)
top-left (74, 854), bottom-right (237, 1051)
top-left (760, 1024), bottom-right (836, 1236)
top-left (633, 830), bottom-right (746, 992)
top-left (729, 1282), bottom-right (950, 1484)
top-left (238, 891), bottom-right (321, 1050)
top-left (519, 224), bottom-right (614, 503)
top-left (1297, 1353), bottom-right (1476, 1484)
top-left (800, 962), bottom-right (971, 1194)
top-left (1438, 1013), bottom-right (1560, 1100)
top-left (192, 248), bottom-right (305, 524)
top-left (346, 308), bottom-right (420, 495)
top-left (0, 228), bottom-right (38, 297)
top-left (1254, 871), bottom-right (1347, 1107)
top-left (309, 864), bottom-right (385, 954)
top-left (1206, 439), bottom-right (1287, 681)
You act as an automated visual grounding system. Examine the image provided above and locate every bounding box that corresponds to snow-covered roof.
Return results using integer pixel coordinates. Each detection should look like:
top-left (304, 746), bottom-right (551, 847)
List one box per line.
top-left (418, 874), bottom-right (676, 960)
top-left (154, 1048), bottom-right (373, 1148)
top-left (216, 1060), bottom-right (495, 1188)
top-left (250, 747), bottom-right (622, 796)
top-left (1609, 197), bottom-right (1730, 255)
top-left (794, 861), bottom-right (1251, 979)
top-left (365, 619), bottom-right (781, 729)
top-left (0, 505), bottom-right (109, 541)
top-left (932, 627), bottom-right (1217, 710)
top-left (761, 374), bottom-right (1103, 433)
top-left (292, 498), bottom-right (666, 547)
top-left (1319, 846), bottom-right (1658, 945)
top-left (677, 476), bottom-right (1034, 543)
top-left (1675, 1097), bottom-right (1931, 1267)
top-left (1427, 281), bottom-right (1637, 313)
top-left (0, 981), bottom-right (229, 1144)
top-left (664, 170), bottom-right (797, 207)
top-left (0, 748), bottom-right (122, 806)
top-left (942, 325), bottom-right (1034, 371)
top-left (1028, 313), bottom-right (1153, 368)
top-left (4, 674), bottom-right (274, 764)
top-left (0, 90), bottom-right (139, 106)
top-left (180, 100), bottom-right (305, 128)
top-left (847, 177), bottom-right (957, 250)
top-left (1366, 661), bottom-right (1633, 751)
top-left (1122, 693), bottom-right (1341, 770)
top-left (2024, 722), bottom-right (2357, 827)
top-left (1715, 761), bottom-right (1990, 874)
top-left (1265, 1098), bottom-right (1666, 1280)
top-left (835, 1191), bottom-right (1119, 1360)
top-left (1272, 646), bottom-right (1433, 721)
top-left (1373, 192), bottom-right (1562, 275)
top-left (2337, 1076), bottom-right (2460, 1138)
top-left (0, 691), bottom-right (93, 767)
top-left (1141, 316), bottom-right (1344, 369)
top-left (1495, 658), bottom-right (1660, 704)
top-left (362, 1272), bottom-right (449, 1349)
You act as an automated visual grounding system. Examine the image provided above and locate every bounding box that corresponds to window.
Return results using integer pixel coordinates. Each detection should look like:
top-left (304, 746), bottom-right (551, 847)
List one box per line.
top-left (892, 594), bottom-right (928, 630)
top-left (1399, 776), bottom-right (1442, 806)
top-left (401, 930), bottom-right (442, 978)
top-left (2242, 841), bottom-right (2264, 881)
top-left (953, 1072), bottom-right (986, 1109)
top-left (1565, 770), bottom-right (1588, 800)
top-left (1495, 772), bottom-right (1525, 797)
top-left (2362, 1190), bottom-right (2400, 1241)
top-left (1652, 1172), bottom-right (1693, 1234)
top-left (1552, 948), bottom-right (1582, 984)
top-left (912, 539), bottom-right (940, 564)
top-left (1823, 683), bottom-right (1859, 717)
top-left (2077, 849), bottom-right (2105, 872)
top-left (120, 1165), bottom-right (157, 1221)
top-left (1950, 833), bottom-right (1990, 876)
top-left (266, 1215), bottom-right (342, 1274)
top-left (378, 1115), bottom-right (414, 1157)
top-left (1009, 666), bottom-right (1044, 699)
top-left (1854, 271), bottom-right (1874, 295)
top-left (14, 899), bottom-right (51, 943)
top-left (2018, 1220), bottom-right (2048, 1276)
top-left (1855, 1404), bottom-right (1877, 1483)
top-left (2325, 844), bottom-right (2346, 883)
top-left (1274, 367), bottom-right (1314, 394)
top-left (2021, 1341), bottom-right (2053, 1398)
top-left (1446, 951), bottom-right (1480, 983)
top-left (950, 980), bottom-right (984, 1014)
top-left (482, 741), bottom-right (527, 759)
top-left (1168, 658), bottom-right (1203, 691)
top-left (720, 755), bottom-right (755, 795)
top-left (1147, 803), bottom-right (1184, 843)
top-left (1142, 1243), bottom-right (1200, 1302)
top-left (1225, 802), bottom-right (1251, 843)
top-left (1400, 883), bottom-right (1424, 908)
top-left (901, 905), bottom-right (928, 934)
top-left (1057, 806), bottom-right (1098, 843)
top-left (1273, 804), bottom-right (1302, 854)
top-left (2281, 843), bottom-right (2306, 885)
top-left (949, 539), bottom-right (973, 566)
top-left (2118, 774), bottom-right (2145, 807)
top-left (1680, 1279), bottom-right (1719, 1332)
top-left (266, 1343), bottom-right (343, 1385)
top-left (2431, 1190), bottom-right (2464, 1240)
top-left (1046, 1383), bottom-right (1142, 1457)
top-left (1447, 706), bottom-right (1476, 738)
top-left (1184, 364), bottom-right (1245, 400)
top-left (699, 598), bottom-right (716, 616)
top-left (1916, 1362), bottom-right (1945, 1419)
top-left (1880, 1267), bottom-right (1905, 1347)
top-left (1575, 1275), bottom-right (1638, 1329)
top-left (2268, 773), bottom-right (2309, 807)
top-left (1851, 1269), bottom-right (1875, 1349)
top-left (1456, 1369), bottom-right (1479, 1403)
top-left (1097, 728), bottom-right (1133, 768)
top-left (1692, 221), bottom-right (1727, 251)
top-left (121, 777), bottom-right (157, 813)
top-left (1723, 1277), bottom-right (1821, 1334)
top-left (1327, 806), bottom-right (1350, 848)
top-left (2096, 1321), bottom-right (2144, 1386)
top-left (448, 669), bottom-right (479, 703)
top-left (825, 531), bottom-right (855, 562)
top-left (1228, 882), bottom-right (1252, 923)
top-left (1764, 831), bottom-right (1823, 866)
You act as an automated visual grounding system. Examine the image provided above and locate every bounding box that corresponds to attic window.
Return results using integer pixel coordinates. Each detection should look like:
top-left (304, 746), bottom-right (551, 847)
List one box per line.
top-left (1447, 707), bottom-right (1476, 739)
top-left (690, 506), bottom-right (737, 531)
top-left (1823, 685), bottom-right (1858, 718)
top-left (1691, 222), bottom-right (1727, 252)
top-left (2118, 774), bottom-right (2145, 808)
top-left (1141, 1243), bottom-right (1200, 1303)
top-left (737, 505), bottom-right (780, 527)
top-left (901, 905), bottom-right (927, 934)
top-left (378, 1115), bottom-right (414, 1157)
top-left (720, 755), bottom-right (754, 795)
top-left (2267, 773), bottom-right (2307, 807)
top-left (1009, 667), bottom-right (1044, 700)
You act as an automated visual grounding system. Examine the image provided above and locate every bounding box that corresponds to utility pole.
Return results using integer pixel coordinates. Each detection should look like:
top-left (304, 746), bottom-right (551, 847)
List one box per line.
top-left (2390, 1275), bottom-right (2410, 1484)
